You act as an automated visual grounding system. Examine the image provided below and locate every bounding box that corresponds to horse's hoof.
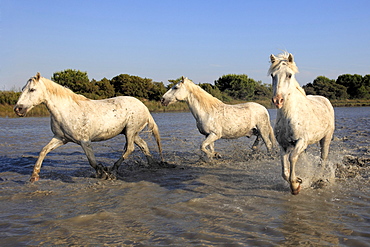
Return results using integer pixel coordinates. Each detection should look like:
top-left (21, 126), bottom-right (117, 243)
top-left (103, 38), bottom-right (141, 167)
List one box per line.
top-left (214, 152), bottom-right (222, 159)
top-left (106, 174), bottom-right (116, 180)
top-left (97, 169), bottom-right (117, 180)
top-left (30, 175), bottom-right (39, 182)
top-left (96, 171), bottom-right (106, 179)
top-left (98, 172), bottom-right (111, 180)
top-left (290, 184), bottom-right (301, 195)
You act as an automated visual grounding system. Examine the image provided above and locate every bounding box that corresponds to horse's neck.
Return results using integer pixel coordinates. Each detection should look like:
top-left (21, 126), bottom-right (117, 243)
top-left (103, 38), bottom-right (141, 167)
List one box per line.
top-left (281, 88), bottom-right (308, 116)
top-left (44, 91), bottom-right (83, 121)
top-left (186, 94), bottom-right (211, 121)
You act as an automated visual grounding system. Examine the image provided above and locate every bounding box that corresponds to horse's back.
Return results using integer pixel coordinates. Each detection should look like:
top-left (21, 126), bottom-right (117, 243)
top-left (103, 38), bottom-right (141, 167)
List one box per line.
top-left (307, 95), bottom-right (333, 110)
top-left (101, 96), bottom-right (146, 108)
top-left (230, 102), bottom-right (267, 112)
top-left (236, 102), bottom-right (271, 122)
top-left (98, 96), bottom-right (150, 116)
top-left (221, 101), bottom-right (266, 117)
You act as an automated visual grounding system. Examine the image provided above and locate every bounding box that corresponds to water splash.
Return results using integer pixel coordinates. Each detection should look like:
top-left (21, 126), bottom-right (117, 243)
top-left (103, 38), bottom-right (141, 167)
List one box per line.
top-left (296, 152), bottom-right (336, 189)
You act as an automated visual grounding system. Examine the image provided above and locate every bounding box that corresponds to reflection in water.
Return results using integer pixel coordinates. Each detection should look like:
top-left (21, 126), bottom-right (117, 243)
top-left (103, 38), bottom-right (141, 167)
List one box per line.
top-left (0, 108), bottom-right (369, 246)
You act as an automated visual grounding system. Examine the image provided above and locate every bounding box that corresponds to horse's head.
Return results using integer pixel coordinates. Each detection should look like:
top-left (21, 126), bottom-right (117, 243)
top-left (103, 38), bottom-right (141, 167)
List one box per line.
top-left (269, 52), bottom-right (300, 109)
top-left (161, 76), bottom-right (190, 106)
top-left (14, 72), bottom-right (46, 117)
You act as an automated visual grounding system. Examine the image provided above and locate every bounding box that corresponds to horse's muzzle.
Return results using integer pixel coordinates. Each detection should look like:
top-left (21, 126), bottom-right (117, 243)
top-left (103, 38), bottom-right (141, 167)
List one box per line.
top-left (160, 98), bottom-right (169, 107)
top-left (14, 104), bottom-right (27, 117)
top-left (272, 95), bottom-right (284, 109)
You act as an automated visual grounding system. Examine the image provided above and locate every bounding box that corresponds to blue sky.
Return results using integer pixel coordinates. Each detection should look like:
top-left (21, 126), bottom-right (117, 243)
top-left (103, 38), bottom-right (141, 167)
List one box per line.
top-left (1, 0), bottom-right (369, 90)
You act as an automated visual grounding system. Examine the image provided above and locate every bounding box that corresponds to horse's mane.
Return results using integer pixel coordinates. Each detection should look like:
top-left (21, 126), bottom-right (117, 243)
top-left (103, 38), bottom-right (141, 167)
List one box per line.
top-left (268, 52), bottom-right (306, 96)
top-left (36, 76), bottom-right (88, 102)
top-left (183, 78), bottom-right (223, 111)
top-left (268, 51), bottom-right (299, 75)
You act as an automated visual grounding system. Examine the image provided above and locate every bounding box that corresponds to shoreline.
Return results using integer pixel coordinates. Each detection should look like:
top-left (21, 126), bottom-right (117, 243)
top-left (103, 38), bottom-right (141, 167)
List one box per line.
top-left (1, 99), bottom-right (370, 118)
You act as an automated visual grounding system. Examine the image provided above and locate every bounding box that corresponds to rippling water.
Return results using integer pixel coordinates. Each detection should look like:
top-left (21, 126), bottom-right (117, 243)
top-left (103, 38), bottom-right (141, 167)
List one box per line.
top-left (0, 107), bottom-right (369, 246)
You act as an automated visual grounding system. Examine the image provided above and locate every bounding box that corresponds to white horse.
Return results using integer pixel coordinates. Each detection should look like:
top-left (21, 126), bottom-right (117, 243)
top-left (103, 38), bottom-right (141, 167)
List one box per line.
top-left (14, 73), bottom-right (163, 182)
top-left (269, 52), bottom-right (335, 195)
top-left (161, 77), bottom-right (275, 159)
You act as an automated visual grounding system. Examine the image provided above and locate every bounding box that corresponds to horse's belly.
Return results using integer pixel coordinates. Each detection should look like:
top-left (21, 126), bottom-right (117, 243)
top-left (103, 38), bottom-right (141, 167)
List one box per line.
top-left (89, 117), bottom-right (128, 141)
top-left (91, 129), bottom-right (122, 142)
top-left (220, 122), bottom-right (253, 139)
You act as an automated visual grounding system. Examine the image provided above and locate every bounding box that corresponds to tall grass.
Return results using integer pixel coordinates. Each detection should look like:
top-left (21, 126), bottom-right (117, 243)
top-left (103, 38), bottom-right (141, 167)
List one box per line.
top-left (0, 104), bottom-right (49, 118)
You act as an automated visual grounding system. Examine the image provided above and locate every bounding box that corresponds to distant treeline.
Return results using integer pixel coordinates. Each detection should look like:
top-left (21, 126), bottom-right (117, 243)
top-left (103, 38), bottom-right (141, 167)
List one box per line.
top-left (1, 69), bottom-right (369, 107)
top-left (303, 74), bottom-right (370, 100)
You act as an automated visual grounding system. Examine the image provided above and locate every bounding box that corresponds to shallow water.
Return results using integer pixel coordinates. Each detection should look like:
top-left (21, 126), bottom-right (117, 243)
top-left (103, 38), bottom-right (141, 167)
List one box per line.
top-left (0, 107), bottom-right (369, 246)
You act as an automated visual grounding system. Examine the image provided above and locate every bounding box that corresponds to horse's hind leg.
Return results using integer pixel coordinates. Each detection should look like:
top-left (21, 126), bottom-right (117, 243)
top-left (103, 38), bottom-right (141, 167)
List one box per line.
top-left (133, 134), bottom-right (156, 167)
top-left (30, 136), bottom-right (66, 182)
top-left (319, 131), bottom-right (333, 163)
top-left (256, 125), bottom-right (273, 153)
top-left (252, 134), bottom-right (260, 150)
top-left (111, 132), bottom-right (136, 172)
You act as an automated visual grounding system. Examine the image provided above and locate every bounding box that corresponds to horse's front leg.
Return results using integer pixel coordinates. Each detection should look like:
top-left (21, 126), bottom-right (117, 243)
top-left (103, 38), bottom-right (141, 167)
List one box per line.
top-left (30, 136), bottom-right (66, 182)
top-left (208, 142), bottom-right (222, 158)
top-left (80, 141), bottom-right (112, 180)
top-left (201, 133), bottom-right (220, 159)
top-left (288, 139), bottom-right (306, 195)
top-left (280, 147), bottom-right (290, 182)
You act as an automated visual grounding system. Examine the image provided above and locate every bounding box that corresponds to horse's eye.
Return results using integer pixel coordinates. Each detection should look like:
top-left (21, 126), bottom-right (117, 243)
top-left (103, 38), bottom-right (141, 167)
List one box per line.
top-left (29, 88), bottom-right (36, 92)
top-left (287, 73), bottom-right (292, 79)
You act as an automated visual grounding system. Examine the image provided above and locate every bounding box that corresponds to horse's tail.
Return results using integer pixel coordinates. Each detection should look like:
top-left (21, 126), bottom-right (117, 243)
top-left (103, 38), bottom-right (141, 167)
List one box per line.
top-left (268, 124), bottom-right (276, 148)
top-left (257, 107), bottom-right (277, 153)
top-left (147, 114), bottom-right (164, 161)
top-left (264, 110), bottom-right (276, 149)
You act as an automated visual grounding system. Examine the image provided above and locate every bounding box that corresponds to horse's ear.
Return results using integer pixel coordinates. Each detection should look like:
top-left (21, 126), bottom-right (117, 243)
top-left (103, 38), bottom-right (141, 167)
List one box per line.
top-left (181, 76), bottom-right (186, 83)
top-left (288, 53), bottom-right (294, 63)
top-left (270, 54), bottom-right (276, 63)
top-left (35, 72), bottom-right (41, 81)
